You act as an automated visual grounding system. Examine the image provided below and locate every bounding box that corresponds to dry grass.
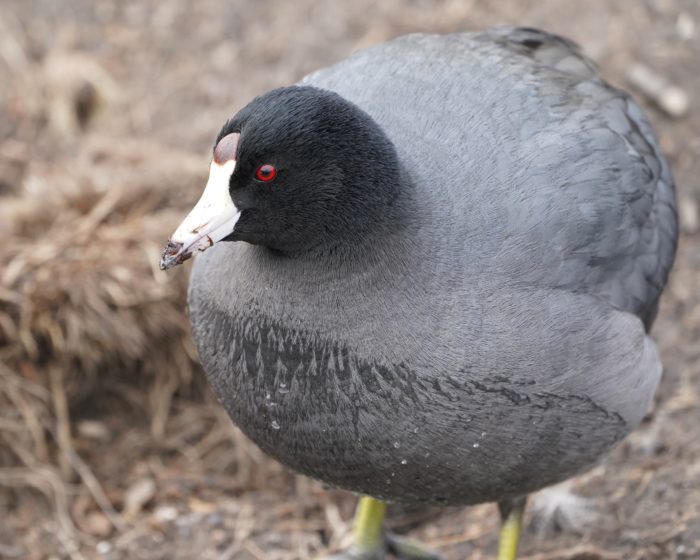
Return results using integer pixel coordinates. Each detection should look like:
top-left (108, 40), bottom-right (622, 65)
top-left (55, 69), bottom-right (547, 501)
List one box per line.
top-left (0, 134), bottom-right (205, 552)
top-left (0, 14), bottom-right (345, 556)
top-left (0, 33), bottom-right (237, 558)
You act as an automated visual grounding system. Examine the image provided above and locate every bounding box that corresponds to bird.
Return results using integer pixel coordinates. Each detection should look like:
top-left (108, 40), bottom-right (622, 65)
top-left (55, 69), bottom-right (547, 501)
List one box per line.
top-left (160, 27), bottom-right (678, 560)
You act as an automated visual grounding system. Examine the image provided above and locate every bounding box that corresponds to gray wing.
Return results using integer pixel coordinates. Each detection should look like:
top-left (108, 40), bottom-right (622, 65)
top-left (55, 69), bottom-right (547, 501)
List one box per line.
top-left (303, 28), bottom-right (678, 331)
top-left (483, 28), bottom-right (678, 330)
top-left (484, 27), bottom-right (600, 80)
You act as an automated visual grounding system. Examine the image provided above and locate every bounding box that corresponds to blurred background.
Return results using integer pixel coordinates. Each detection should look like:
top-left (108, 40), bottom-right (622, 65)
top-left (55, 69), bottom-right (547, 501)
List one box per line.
top-left (1, 1), bottom-right (699, 559)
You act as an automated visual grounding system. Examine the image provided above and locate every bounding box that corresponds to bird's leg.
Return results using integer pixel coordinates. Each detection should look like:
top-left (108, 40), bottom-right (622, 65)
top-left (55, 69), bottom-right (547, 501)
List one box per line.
top-left (352, 496), bottom-right (387, 555)
top-left (321, 496), bottom-right (443, 560)
top-left (321, 496), bottom-right (386, 560)
top-left (497, 496), bottom-right (527, 560)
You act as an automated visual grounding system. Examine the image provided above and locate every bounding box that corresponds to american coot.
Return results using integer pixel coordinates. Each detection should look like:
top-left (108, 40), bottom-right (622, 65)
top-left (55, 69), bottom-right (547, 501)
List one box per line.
top-left (161, 28), bottom-right (678, 560)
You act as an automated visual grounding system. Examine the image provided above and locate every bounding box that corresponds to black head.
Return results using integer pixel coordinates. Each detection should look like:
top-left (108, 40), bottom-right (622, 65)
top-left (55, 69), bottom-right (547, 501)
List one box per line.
top-left (222, 86), bottom-right (403, 251)
top-left (160, 86), bottom-right (406, 269)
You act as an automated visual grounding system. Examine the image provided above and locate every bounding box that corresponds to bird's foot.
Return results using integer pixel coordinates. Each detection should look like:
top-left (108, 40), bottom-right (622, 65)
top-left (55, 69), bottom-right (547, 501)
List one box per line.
top-left (386, 531), bottom-right (444, 559)
top-left (318, 496), bottom-right (443, 560)
top-left (320, 546), bottom-right (385, 560)
top-left (320, 531), bottom-right (443, 560)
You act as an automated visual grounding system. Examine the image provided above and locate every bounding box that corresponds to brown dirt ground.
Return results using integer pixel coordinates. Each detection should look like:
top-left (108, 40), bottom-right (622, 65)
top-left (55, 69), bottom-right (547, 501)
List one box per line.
top-left (1, 1), bottom-right (700, 559)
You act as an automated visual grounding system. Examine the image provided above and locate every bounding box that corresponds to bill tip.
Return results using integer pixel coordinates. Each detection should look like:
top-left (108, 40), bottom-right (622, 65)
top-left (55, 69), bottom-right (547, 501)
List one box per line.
top-left (159, 240), bottom-right (190, 270)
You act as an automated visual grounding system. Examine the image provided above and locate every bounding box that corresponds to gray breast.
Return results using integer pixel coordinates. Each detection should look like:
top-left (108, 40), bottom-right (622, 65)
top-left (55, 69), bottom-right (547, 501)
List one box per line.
top-left (189, 242), bottom-right (659, 505)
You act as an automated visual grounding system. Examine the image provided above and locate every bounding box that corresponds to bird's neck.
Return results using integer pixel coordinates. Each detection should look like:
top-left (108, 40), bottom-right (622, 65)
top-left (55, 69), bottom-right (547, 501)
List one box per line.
top-left (286, 161), bottom-right (418, 262)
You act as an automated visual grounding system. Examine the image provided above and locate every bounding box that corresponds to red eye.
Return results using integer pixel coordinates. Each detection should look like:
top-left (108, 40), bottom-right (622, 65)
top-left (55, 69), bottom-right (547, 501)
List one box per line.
top-left (255, 164), bottom-right (277, 182)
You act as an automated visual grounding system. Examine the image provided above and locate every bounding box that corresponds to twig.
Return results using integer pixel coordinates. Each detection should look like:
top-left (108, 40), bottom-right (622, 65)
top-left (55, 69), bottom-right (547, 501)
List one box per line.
top-left (49, 366), bottom-right (73, 478)
top-left (52, 429), bottom-right (128, 533)
top-left (0, 467), bottom-right (78, 539)
top-left (243, 540), bottom-right (267, 560)
top-left (149, 366), bottom-right (180, 440)
top-left (1, 376), bottom-right (50, 463)
top-left (217, 541), bottom-right (242, 560)
top-left (0, 361), bottom-right (50, 401)
top-left (519, 545), bottom-right (622, 560)
top-left (424, 524), bottom-right (494, 548)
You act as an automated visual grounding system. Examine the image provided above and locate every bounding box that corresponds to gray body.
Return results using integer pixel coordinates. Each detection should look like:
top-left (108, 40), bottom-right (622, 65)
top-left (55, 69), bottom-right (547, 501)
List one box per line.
top-left (189, 29), bottom-right (677, 505)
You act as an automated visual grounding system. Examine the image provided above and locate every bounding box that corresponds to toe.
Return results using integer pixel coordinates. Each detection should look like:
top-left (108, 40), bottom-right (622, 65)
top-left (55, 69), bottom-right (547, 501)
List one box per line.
top-left (386, 532), bottom-right (444, 560)
top-left (318, 546), bottom-right (386, 560)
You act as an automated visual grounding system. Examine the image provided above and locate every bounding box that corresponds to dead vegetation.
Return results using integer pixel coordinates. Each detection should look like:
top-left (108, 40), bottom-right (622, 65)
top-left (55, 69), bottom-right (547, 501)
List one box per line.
top-left (1, 1), bottom-right (699, 559)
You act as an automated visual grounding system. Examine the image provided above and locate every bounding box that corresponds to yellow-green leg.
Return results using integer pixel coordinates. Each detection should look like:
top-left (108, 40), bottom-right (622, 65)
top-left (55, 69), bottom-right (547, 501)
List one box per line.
top-left (497, 497), bottom-right (527, 560)
top-left (352, 496), bottom-right (387, 554)
top-left (322, 496), bottom-right (443, 560)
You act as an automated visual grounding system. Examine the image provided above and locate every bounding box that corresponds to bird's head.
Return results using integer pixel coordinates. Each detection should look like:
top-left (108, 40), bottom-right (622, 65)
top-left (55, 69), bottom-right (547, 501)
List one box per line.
top-left (160, 86), bottom-right (401, 269)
